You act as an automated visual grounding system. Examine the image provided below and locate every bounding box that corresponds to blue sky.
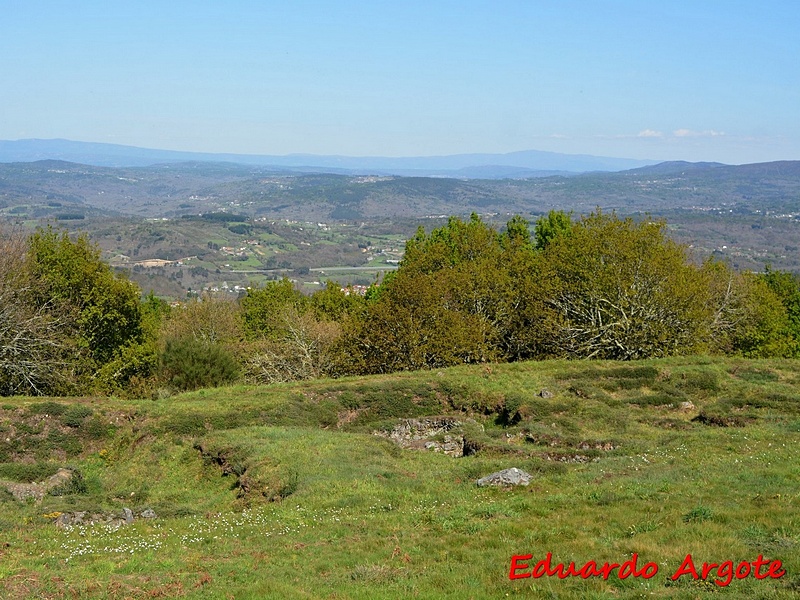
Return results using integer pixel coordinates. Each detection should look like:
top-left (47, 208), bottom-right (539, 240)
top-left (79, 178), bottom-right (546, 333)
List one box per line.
top-left (2, 1), bottom-right (798, 163)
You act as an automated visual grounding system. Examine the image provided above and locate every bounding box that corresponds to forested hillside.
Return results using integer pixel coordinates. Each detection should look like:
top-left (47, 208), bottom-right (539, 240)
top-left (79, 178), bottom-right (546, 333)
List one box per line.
top-left (2, 160), bottom-right (800, 221)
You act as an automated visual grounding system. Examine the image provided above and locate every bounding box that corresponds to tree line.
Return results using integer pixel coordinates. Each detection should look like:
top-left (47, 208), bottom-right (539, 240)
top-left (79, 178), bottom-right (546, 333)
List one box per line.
top-left (2, 211), bottom-right (799, 397)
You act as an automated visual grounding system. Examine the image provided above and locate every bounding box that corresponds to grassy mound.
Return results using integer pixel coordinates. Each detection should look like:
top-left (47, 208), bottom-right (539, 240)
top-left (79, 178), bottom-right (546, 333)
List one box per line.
top-left (0, 356), bottom-right (798, 598)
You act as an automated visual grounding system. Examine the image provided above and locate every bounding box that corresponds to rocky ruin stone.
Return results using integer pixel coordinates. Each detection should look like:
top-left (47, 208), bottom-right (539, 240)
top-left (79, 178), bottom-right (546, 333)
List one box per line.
top-left (375, 418), bottom-right (469, 457)
top-left (476, 467), bottom-right (532, 487)
top-left (3, 467), bottom-right (77, 502)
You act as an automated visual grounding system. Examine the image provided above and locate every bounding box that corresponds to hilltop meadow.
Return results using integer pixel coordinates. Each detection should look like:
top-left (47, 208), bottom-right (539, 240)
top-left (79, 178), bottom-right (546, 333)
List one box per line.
top-left (0, 356), bottom-right (798, 598)
top-left (1, 210), bottom-right (800, 598)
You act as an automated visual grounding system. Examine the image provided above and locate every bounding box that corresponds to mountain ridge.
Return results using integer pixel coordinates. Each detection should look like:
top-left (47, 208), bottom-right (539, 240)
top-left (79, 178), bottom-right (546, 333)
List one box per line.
top-left (2, 157), bottom-right (799, 223)
top-left (0, 138), bottom-right (659, 177)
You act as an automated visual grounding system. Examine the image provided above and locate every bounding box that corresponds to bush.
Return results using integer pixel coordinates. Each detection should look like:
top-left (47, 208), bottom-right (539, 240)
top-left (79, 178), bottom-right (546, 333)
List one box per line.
top-left (0, 462), bottom-right (59, 483)
top-left (28, 401), bottom-right (68, 416)
top-left (94, 341), bottom-right (159, 397)
top-left (61, 405), bottom-right (94, 428)
top-left (160, 338), bottom-right (239, 391)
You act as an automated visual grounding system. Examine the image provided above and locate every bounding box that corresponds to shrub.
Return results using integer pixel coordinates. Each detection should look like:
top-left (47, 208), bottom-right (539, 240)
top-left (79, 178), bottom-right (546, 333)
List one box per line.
top-left (61, 405), bottom-right (93, 428)
top-left (160, 338), bottom-right (239, 392)
top-left (94, 341), bottom-right (159, 397)
top-left (0, 462), bottom-right (59, 483)
top-left (28, 401), bottom-right (67, 416)
top-left (82, 415), bottom-right (114, 439)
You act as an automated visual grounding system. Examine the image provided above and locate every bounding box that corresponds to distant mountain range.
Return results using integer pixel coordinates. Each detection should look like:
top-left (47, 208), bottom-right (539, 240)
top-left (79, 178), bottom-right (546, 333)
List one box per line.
top-left (1, 156), bottom-right (799, 223)
top-left (0, 138), bottom-right (659, 178)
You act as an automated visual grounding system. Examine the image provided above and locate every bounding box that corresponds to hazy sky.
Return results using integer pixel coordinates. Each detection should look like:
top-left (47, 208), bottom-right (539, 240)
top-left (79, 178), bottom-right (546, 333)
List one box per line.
top-left (2, 1), bottom-right (798, 163)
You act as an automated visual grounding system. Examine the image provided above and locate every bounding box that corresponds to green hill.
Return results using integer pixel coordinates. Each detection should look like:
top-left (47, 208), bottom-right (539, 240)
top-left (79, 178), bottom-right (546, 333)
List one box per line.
top-left (0, 356), bottom-right (798, 598)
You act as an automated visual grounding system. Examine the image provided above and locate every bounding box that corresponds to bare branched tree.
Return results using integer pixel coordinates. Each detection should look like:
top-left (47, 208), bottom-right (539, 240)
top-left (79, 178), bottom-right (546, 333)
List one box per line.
top-left (0, 227), bottom-right (65, 395)
top-left (244, 307), bottom-right (341, 384)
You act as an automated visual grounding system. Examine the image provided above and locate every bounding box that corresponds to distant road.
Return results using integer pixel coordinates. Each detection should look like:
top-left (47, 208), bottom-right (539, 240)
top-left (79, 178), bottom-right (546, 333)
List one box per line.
top-left (310, 266), bottom-right (398, 272)
top-left (222, 265), bottom-right (399, 274)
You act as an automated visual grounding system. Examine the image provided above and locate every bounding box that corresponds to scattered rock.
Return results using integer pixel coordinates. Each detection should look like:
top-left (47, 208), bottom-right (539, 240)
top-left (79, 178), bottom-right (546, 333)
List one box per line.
top-left (539, 389), bottom-right (554, 399)
top-left (577, 441), bottom-right (617, 451)
top-left (140, 508), bottom-right (157, 519)
top-left (476, 467), bottom-right (532, 487)
top-left (122, 507), bottom-right (134, 525)
top-left (678, 401), bottom-right (696, 411)
top-left (545, 453), bottom-right (592, 464)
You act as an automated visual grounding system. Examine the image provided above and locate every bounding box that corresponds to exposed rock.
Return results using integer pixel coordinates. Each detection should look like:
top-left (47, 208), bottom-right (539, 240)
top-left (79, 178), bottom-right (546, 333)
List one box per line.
top-left (539, 389), bottom-right (554, 399)
top-left (545, 453), bottom-right (592, 463)
top-left (374, 417), bottom-right (475, 457)
top-left (3, 468), bottom-right (77, 502)
top-left (422, 435), bottom-right (465, 455)
top-left (388, 417), bottom-right (461, 441)
top-left (50, 507), bottom-right (154, 528)
top-left (476, 467), bottom-right (532, 487)
top-left (46, 469), bottom-right (74, 489)
top-left (54, 513), bottom-right (72, 528)
top-left (678, 401), bottom-right (696, 411)
top-left (577, 441), bottom-right (618, 451)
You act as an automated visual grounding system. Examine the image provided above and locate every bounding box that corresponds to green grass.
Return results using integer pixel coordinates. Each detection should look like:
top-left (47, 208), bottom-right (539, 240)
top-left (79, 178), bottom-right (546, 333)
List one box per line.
top-left (0, 356), bottom-right (798, 598)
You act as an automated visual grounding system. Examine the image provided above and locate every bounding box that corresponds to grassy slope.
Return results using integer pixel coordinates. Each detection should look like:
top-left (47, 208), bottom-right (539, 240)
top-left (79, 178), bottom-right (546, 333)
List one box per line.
top-left (0, 356), bottom-right (798, 599)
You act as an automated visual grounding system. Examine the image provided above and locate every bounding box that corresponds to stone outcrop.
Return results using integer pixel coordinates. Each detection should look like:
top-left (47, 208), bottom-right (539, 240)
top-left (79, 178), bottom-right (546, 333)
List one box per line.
top-left (52, 507), bottom-right (157, 528)
top-left (2, 468), bottom-right (78, 502)
top-left (374, 417), bottom-right (479, 457)
top-left (476, 467), bottom-right (532, 487)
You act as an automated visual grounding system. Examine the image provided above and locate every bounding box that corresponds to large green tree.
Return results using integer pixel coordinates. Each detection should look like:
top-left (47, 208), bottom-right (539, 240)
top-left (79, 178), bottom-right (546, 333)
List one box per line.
top-left (28, 227), bottom-right (143, 366)
top-left (534, 210), bottom-right (573, 251)
top-left (343, 214), bottom-right (543, 372)
top-left (540, 211), bottom-right (712, 360)
top-left (705, 262), bottom-right (796, 358)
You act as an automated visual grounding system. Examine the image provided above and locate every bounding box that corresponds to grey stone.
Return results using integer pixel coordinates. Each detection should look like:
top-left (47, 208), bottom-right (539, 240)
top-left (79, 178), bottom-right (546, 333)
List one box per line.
top-left (122, 507), bottom-right (134, 524)
top-left (54, 513), bottom-right (72, 528)
top-left (46, 468), bottom-right (74, 489)
top-left (539, 389), bottom-right (554, 399)
top-left (476, 467), bottom-right (532, 487)
top-left (140, 508), bottom-right (157, 519)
